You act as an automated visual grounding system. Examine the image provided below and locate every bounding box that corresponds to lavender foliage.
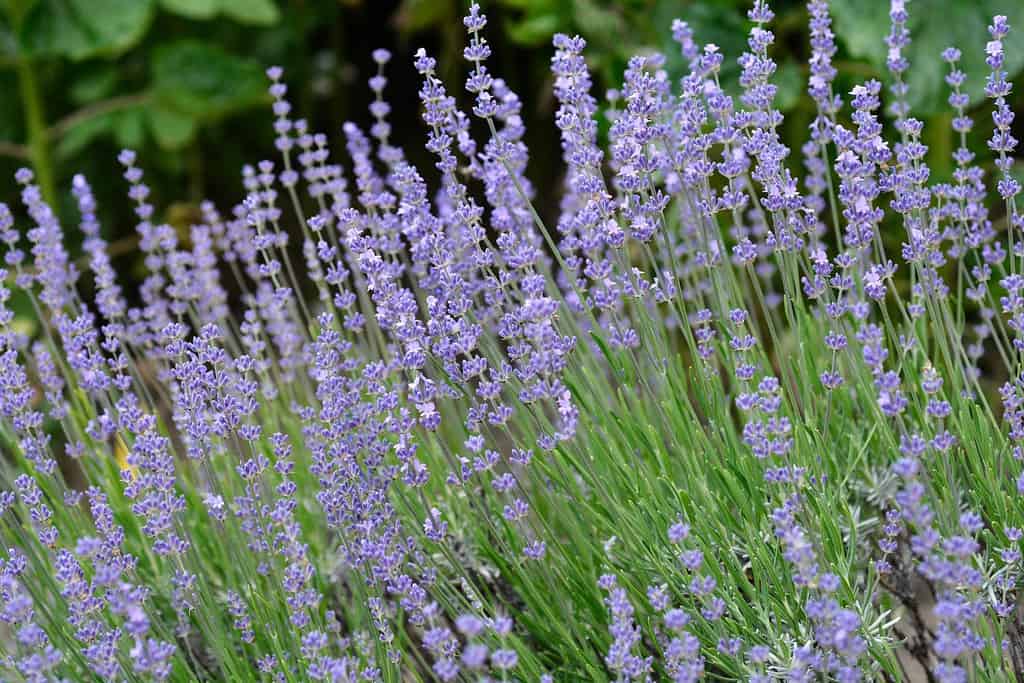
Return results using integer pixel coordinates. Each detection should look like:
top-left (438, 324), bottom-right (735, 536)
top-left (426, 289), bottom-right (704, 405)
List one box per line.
top-left (0, 3), bottom-right (1022, 681)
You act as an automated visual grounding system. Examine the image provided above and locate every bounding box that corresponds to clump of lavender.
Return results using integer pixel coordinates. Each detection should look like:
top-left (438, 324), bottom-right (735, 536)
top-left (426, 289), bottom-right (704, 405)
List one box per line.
top-left (0, 2), bottom-right (1023, 681)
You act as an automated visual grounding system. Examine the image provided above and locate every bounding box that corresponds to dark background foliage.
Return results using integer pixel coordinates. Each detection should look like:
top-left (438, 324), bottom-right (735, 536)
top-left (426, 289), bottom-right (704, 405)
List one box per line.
top-left (0, 0), bottom-right (1022, 333)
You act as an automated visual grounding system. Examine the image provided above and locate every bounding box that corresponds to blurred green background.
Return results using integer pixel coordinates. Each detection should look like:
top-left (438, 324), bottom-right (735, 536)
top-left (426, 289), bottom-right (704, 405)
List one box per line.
top-left (0, 0), bottom-right (1022, 309)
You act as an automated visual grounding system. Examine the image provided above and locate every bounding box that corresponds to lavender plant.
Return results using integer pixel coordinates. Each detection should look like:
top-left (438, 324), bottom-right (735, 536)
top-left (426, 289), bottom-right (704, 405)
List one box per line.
top-left (1, 1), bottom-right (1023, 681)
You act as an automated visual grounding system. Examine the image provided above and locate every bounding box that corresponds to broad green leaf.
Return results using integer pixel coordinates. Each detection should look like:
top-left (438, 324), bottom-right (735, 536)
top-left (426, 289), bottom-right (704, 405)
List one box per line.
top-left (496, 0), bottom-right (555, 11)
top-left (773, 60), bottom-right (804, 113)
top-left (55, 100), bottom-right (150, 159)
top-left (656, 1), bottom-right (747, 93)
top-left (19, 0), bottom-right (154, 60)
top-left (832, 0), bottom-right (1024, 114)
top-left (506, 13), bottom-right (560, 46)
top-left (69, 64), bottom-right (119, 104)
top-left (152, 40), bottom-right (266, 120)
top-left (55, 113), bottom-right (114, 160)
top-left (113, 107), bottom-right (146, 148)
top-left (0, 21), bottom-right (18, 59)
top-left (828, 0), bottom-right (887, 64)
top-left (573, 0), bottom-right (624, 46)
top-left (160, 0), bottom-right (279, 25)
top-left (147, 104), bottom-right (197, 150)
top-left (159, 0), bottom-right (217, 20)
top-left (219, 0), bottom-right (279, 26)
top-left (395, 0), bottom-right (453, 34)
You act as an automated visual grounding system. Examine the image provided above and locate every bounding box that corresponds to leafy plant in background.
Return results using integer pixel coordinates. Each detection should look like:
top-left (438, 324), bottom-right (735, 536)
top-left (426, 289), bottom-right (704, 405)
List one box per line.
top-left (465, 0), bottom-right (1024, 109)
top-left (0, 0), bottom-right (1019, 268)
top-left (0, 0), bottom-right (279, 208)
top-left (4, 1), bottom-right (1024, 683)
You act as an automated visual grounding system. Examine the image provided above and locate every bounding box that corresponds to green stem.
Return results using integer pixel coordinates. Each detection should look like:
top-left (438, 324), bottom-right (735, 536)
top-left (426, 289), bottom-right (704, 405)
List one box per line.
top-left (16, 56), bottom-right (55, 206)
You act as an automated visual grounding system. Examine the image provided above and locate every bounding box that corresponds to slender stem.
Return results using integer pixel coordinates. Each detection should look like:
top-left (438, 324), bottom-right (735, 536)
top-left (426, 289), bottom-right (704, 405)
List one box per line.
top-left (49, 92), bottom-right (152, 140)
top-left (16, 56), bottom-right (55, 206)
top-left (0, 141), bottom-right (29, 160)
